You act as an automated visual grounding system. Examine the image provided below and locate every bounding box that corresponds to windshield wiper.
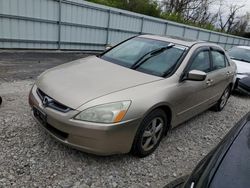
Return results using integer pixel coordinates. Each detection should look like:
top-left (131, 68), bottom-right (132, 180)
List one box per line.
top-left (131, 43), bottom-right (175, 69)
top-left (231, 57), bottom-right (250, 63)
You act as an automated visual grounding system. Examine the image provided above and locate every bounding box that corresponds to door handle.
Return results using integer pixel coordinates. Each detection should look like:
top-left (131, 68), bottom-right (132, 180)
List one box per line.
top-left (226, 71), bottom-right (231, 76)
top-left (206, 79), bottom-right (214, 86)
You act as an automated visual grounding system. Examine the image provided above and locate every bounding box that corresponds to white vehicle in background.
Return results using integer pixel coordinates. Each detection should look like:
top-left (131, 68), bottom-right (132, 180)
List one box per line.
top-left (228, 46), bottom-right (250, 94)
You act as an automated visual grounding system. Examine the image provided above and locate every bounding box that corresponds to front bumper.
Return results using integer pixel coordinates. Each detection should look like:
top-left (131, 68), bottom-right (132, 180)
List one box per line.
top-left (29, 85), bottom-right (141, 155)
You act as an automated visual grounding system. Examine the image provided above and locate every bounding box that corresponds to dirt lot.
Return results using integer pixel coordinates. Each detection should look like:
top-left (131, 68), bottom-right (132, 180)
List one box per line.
top-left (0, 51), bottom-right (249, 188)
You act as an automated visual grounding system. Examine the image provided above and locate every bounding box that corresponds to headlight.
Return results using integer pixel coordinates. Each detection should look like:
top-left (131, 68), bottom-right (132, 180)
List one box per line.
top-left (74, 101), bottom-right (131, 123)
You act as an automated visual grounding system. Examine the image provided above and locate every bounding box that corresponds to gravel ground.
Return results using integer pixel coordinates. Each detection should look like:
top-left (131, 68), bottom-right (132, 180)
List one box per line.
top-left (0, 50), bottom-right (90, 82)
top-left (0, 52), bottom-right (250, 188)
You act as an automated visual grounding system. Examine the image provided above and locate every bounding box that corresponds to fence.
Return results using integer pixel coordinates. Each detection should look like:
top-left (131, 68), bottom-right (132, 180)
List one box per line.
top-left (0, 0), bottom-right (250, 51)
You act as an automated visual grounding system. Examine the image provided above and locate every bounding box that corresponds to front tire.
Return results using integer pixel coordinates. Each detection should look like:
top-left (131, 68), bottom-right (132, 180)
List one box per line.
top-left (213, 86), bottom-right (231, 112)
top-left (131, 109), bottom-right (168, 157)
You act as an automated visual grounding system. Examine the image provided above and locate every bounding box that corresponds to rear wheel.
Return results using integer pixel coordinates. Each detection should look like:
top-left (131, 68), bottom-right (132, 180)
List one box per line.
top-left (213, 86), bottom-right (231, 111)
top-left (132, 109), bottom-right (168, 157)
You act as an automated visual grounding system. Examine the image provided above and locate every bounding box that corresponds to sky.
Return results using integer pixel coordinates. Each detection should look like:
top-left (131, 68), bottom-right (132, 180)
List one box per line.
top-left (227, 0), bottom-right (250, 14)
top-left (210, 0), bottom-right (250, 32)
top-left (210, 0), bottom-right (250, 30)
top-left (211, 0), bottom-right (250, 16)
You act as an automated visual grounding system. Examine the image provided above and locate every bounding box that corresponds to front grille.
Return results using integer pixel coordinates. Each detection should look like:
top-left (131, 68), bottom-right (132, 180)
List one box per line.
top-left (36, 88), bottom-right (72, 113)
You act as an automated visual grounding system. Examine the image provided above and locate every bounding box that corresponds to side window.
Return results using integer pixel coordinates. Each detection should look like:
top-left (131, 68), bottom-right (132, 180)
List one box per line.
top-left (189, 51), bottom-right (210, 73)
top-left (211, 51), bottom-right (226, 70)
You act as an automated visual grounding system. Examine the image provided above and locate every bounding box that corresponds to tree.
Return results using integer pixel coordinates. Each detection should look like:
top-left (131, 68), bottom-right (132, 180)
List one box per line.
top-left (86, 0), bottom-right (249, 36)
top-left (216, 0), bottom-right (245, 33)
top-left (160, 0), bottom-right (217, 28)
top-left (86, 0), bottom-right (161, 17)
top-left (231, 13), bottom-right (250, 35)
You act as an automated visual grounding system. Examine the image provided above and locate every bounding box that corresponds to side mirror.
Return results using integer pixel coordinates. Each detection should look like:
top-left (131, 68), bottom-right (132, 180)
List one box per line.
top-left (185, 70), bottom-right (207, 81)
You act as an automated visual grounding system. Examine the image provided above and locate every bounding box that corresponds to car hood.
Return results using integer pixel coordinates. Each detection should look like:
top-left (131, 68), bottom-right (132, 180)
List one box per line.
top-left (232, 59), bottom-right (250, 74)
top-left (36, 56), bottom-right (162, 109)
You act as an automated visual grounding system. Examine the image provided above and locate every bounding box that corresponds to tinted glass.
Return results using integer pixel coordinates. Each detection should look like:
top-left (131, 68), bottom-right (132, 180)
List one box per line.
top-left (101, 37), bottom-right (186, 77)
top-left (189, 51), bottom-right (210, 73)
top-left (137, 47), bottom-right (185, 76)
top-left (211, 51), bottom-right (226, 70)
top-left (228, 47), bottom-right (250, 63)
top-left (102, 37), bottom-right (169, 67)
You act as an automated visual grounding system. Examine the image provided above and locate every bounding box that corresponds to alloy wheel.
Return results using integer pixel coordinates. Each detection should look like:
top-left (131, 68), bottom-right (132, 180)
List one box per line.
top-left (220, 88), bottom-right (230, 109)
top-left (141, 117), bottom-right (164, 151)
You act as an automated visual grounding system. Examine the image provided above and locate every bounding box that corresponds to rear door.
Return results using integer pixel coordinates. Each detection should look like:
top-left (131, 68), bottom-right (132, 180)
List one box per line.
top-left (208, 48), bottom-right (232, 101)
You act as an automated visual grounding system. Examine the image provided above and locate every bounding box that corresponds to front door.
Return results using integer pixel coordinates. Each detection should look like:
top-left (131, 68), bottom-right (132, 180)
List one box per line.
top-left (173, 48), bottom-right (215, 125)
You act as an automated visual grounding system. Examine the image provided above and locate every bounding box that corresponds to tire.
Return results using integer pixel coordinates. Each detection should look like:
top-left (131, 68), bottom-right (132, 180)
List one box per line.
top-left (212, 86), bottom-right (231, 112)
top-left (0, 96), bottom-right (2, 105)
top-left (131, 109), bottom-right (168, 157)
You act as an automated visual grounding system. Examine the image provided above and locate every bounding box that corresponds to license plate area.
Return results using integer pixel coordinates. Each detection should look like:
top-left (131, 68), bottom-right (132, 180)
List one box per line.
top-left (33, 106), bottom-right (47, 125)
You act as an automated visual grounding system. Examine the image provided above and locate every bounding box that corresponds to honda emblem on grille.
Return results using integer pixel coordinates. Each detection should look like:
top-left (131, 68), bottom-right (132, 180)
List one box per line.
top-left (42, 96), bottom-right (53, 107)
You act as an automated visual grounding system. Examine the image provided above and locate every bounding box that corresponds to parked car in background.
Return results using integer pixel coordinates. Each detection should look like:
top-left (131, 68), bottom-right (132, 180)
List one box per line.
top-left (164, 112), bottom-right (250, 188)
top-left (228, 46), bottom-right (250, 94)
top-left (29, 35), bottom-right (236, 157)
top-left (237, 76), bottom-right (250, 95)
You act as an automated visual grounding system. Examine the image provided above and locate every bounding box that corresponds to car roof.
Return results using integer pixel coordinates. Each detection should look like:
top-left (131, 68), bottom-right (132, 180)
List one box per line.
top-left (209, 116), bottom-right (250, 188)
top-left (234, 46), bottom-right (250, 50)
top-left (138, 34), bottom-right (204, 47)
top-left (184, 112), bottom-right (250, 188)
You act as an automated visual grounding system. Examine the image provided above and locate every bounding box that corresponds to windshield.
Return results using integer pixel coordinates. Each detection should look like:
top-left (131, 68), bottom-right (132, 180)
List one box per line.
top-left (101, 37), bottom-right (186, 77)
top-left (228, 47), bottom-right (250, 63)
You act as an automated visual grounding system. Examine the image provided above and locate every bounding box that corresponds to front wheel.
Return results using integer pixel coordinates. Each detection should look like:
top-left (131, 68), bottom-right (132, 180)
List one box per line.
top-left (131, 109), bottom-right (168, 157)
top-left (212, 86), bottom-right (231, 112)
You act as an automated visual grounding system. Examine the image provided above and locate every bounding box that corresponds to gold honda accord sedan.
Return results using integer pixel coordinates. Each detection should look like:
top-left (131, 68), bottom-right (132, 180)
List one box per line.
top-left (29, 35), bottom-right (236, 157)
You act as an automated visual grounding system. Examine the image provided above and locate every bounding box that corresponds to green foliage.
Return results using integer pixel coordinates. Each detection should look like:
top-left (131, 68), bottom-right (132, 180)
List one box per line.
top-left (161, 12), bottom-right (183, 23)
top-left (86, 0), bottom-right (161, 17)
top-left (85, 0), bottom-right (246, 36)
top-left (86, 0), bottom-right (123, 8)
top-left (87, 0), bottom-right (217, 32)
top-left (161, 12), bottom-right (216, 31)
top-left (242, 32), bottom-right (250, 38)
